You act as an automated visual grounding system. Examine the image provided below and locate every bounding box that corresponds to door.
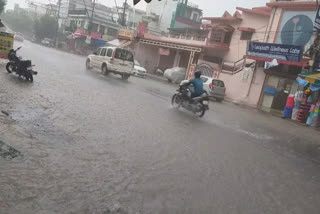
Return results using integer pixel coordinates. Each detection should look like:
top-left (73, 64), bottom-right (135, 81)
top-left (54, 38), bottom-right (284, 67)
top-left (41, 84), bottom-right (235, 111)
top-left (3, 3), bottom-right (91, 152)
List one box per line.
top-left (113, 48), bottom-right (134, 73)
top-left (105, 48), bottom-right (114, 71)
top-left (96, 48), bottom-right (107, 69)
top-left (271, 78), bottom-right (294, 110)
top-left (91, 48), bottom-right (102, 67)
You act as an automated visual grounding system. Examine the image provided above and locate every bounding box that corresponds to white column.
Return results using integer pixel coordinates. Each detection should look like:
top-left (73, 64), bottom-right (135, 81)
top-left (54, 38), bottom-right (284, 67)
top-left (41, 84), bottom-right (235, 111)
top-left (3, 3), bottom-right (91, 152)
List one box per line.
top-left (173, 50), bottom-right (181, 67)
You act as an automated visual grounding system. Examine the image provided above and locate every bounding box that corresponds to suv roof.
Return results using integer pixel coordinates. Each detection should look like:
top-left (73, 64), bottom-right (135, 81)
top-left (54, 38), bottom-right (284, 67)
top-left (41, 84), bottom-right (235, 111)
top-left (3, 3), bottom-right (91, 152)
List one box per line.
top-left (101, 46), bottom-right (132, 51)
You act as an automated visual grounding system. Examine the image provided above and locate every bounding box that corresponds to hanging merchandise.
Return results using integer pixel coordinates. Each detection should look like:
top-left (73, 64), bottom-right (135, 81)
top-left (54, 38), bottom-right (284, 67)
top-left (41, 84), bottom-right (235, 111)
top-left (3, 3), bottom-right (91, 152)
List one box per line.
top-left (296, 77), bottom-right (309, 87)
top-left (310, 84), bottom-right (320, 91)
top-left (311, 102), bottom-right (320, 127)
top-left (306, 112), bottom-right (314, 126)
top-left (291, 108), bottom-right (299, 120)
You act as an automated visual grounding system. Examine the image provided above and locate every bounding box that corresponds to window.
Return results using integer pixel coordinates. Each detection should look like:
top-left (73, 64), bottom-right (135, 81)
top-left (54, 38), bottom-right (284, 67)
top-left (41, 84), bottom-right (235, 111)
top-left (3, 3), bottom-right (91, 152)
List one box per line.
top-left (224, 32), bottom-right (233, 45)
top-left (212, 80), bottom-right (225, 87)
top-left (107, 28), bottom-right (118, 37)
top-left (107, 48), bottom-right (113, 57)
top-left (115, 49), bottom-right (134, 62)
top-left (192, 13), bottom-right (198, 21)
top-left (96, 48), bottom-right (102, 55)
top-left (69, 3), bottom-right (76, 10)
top-left (240, 31), bottom-right (253, 40)
top-left (211, 31), bottom-right (223, 43)
top-left (100, 48), bottom-right (106, 56)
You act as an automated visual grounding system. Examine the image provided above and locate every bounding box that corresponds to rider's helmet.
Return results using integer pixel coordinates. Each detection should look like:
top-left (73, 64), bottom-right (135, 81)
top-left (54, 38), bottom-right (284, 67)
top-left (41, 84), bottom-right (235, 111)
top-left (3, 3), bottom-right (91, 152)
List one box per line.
top-left (194, 70), bottom-right (201, 78)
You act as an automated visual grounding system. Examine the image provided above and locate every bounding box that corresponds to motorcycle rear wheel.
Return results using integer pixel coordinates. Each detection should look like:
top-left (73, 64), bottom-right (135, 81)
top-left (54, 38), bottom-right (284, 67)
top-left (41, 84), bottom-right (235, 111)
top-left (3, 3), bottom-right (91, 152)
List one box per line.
top-left (194, 104), bottom-right (206, 118)
top-left (171, 94), bottom-right (181, 109)
top-left (6, 62), bottom-right (14, 73)
top-left (25, 71), bottom-right (33, 82)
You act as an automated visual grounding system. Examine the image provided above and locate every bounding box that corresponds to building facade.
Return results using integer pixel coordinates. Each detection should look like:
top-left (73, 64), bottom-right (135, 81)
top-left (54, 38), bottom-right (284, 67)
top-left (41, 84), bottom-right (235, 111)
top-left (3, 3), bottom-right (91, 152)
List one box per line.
top-left (199, 7), bottom-right (271, 107)
top-left (144, 0), bottom-right (201, 35)
top-left (59, 0), bottom-right (120, 40)
top-left (257, 1), bottom-right (317, 113)
top-left (114, 3), bottom-right (146, 31)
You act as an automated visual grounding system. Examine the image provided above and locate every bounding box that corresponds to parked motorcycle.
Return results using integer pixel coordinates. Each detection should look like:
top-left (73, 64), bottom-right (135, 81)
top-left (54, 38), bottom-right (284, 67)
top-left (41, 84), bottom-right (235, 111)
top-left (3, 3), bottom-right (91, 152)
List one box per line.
top-left (6, 47), bottom-right (37, 82)
top-left (171, 80), bottom-right (210, 117)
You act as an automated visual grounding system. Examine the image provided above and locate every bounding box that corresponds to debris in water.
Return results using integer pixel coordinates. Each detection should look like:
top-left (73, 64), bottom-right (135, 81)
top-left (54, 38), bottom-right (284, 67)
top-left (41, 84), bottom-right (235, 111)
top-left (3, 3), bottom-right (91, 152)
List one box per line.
top-left (0, 140), bottom-right (22, 160)
top-left (1, 110), bottom-right (9, 116)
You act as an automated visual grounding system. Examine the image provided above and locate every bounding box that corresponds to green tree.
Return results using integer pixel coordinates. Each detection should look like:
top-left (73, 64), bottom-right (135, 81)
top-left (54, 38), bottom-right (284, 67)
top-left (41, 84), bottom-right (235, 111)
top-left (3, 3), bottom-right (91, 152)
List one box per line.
top-left (33, 15), bottom-right (58, 40)
top-left (1, 10), bottom-right (34, 36)
top-left (0, 0), bottom-right (6, 14)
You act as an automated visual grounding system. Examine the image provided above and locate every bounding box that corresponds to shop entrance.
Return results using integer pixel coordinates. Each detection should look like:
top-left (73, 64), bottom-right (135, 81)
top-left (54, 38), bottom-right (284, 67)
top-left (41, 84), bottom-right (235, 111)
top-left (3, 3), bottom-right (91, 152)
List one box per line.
top-left (261, 75), bottom-right (298, 113)
top-left (271, 78), bottom-right (295, 110)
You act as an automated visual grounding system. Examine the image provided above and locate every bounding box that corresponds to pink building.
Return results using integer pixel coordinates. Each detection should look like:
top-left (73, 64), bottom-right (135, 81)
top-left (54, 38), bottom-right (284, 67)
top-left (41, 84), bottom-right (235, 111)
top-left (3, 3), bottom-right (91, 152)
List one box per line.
top-left (200, 7), bottom-right (271, 107)
top-left (135, 1), bottom-right (316, 111)
top-left (135, 6), bottom-right (271, 107)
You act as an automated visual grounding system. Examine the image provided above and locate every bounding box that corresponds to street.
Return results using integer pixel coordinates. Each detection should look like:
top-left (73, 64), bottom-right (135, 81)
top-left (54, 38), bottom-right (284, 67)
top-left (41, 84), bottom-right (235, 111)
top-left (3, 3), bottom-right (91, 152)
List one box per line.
top-left (1, 41), bottom-right (320, 214)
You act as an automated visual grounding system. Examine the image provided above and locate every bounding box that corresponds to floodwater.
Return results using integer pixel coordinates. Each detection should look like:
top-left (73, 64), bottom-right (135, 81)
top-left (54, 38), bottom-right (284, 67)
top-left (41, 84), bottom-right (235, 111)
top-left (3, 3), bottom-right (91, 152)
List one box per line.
top-left (1, 41), bottom-right (320, 214)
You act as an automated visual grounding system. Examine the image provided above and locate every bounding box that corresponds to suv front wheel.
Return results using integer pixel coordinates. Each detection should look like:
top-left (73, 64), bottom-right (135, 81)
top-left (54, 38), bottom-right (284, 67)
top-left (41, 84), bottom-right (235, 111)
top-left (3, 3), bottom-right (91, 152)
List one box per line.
top-left (86, 59), bottom-right (91, 70)
top-left (101, 64), bottom-right (109, 75)
top-left (122, 74), bottom-right (130, 80)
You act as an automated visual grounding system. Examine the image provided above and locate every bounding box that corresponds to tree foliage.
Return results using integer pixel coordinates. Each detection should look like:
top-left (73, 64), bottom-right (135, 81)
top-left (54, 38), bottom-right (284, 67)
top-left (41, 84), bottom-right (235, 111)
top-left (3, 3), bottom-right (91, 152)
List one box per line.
top-left (33, 15), bottom-right (58, 40)
top-left (0, 0), bottom-right (6, 14)
top-left (1, 10), bottom-right (34, 36)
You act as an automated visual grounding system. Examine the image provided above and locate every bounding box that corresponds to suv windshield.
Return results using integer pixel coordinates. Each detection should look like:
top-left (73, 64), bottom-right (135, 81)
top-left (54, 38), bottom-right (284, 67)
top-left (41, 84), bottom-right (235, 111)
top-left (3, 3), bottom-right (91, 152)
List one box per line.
top-left (115, 49), bottom-right (133, 62)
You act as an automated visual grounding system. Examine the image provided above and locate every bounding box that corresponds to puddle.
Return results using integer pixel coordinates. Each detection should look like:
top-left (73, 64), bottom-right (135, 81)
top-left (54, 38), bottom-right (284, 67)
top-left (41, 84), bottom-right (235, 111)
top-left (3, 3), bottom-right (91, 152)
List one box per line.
top-left (0, 140), bottom-right (22, 160)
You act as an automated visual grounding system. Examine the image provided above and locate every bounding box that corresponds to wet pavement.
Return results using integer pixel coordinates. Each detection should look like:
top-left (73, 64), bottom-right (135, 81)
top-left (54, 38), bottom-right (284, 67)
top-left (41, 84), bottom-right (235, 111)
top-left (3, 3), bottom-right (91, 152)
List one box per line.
top-left (1, 41), bottom-right (320, 214)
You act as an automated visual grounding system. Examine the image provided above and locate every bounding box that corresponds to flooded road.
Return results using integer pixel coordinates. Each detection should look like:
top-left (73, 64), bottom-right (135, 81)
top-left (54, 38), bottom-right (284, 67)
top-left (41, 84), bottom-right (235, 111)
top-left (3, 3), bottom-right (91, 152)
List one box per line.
top-left (1, 41), bottom-right (320, 214)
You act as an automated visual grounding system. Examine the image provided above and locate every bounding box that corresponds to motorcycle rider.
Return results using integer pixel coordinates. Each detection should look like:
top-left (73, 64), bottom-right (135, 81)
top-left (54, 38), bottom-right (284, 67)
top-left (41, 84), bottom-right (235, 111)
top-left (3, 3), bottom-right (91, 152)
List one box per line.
top-left (185, 70), bottom-right (205, 98)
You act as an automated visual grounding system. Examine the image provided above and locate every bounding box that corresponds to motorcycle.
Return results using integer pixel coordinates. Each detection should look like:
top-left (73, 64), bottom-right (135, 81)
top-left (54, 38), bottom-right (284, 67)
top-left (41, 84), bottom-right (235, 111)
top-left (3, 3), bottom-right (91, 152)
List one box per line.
top-left (6, 47), bottom-right (37, 82)
top-left (171, 80), bottom-right (210, 117)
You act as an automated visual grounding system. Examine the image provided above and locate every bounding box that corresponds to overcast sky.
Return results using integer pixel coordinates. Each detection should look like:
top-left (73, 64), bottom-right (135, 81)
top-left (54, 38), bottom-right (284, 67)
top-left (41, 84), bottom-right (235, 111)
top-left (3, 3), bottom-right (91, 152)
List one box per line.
top-left (5, 0), bottom-right (270, 17)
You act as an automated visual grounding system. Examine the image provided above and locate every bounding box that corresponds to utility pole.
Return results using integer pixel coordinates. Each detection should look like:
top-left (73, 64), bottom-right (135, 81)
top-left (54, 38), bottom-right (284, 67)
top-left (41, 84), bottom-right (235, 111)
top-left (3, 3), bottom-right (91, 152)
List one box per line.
top-left (88, 0), bottom-right (96, 34)
top-left (121, 0), bottom-right (128, 26)
top-left (309, 0), bottom-right (320, 72)
top-left (54, 0), bottom-right (61, 48)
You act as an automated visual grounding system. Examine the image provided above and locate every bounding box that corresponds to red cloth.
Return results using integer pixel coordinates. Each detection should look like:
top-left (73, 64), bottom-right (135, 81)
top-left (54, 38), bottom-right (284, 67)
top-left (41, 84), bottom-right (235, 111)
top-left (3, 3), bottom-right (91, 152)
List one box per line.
top-left (286, 96), bottom-right (295, 108)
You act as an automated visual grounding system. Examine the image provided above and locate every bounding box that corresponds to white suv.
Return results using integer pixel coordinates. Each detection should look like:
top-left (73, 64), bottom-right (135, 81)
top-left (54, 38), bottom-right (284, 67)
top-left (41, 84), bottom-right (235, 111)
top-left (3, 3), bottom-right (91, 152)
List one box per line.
top-left (86, 47), bottom-right (134, 80)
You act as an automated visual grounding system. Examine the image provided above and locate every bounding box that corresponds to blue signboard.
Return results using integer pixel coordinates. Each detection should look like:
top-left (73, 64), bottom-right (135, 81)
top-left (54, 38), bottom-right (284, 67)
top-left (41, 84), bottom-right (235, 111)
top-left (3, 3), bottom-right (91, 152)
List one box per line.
top-left (315, 6), bottom-right (320, 31)
top-left (247, 42), bottom-right (303, 62)
top-left (264, 86), bottom-right (277, 96)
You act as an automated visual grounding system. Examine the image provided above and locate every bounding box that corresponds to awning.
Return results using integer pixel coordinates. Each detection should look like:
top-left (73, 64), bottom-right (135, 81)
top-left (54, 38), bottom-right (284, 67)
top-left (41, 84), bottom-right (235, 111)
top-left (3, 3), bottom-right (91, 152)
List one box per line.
top-left (120, 40), bottom-right (132, 48)
top-left (299, 72), bottom-right (320, 85)
top-left (238, 27), bottom-right (255, 32)
top-left (106, 39), bottom-right (132, 47)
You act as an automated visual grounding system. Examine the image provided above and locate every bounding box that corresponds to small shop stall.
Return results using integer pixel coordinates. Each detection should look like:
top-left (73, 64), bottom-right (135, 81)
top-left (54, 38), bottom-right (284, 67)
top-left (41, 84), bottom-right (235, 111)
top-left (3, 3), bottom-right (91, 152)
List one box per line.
top-left (67, 29), bottom-right (105, 55)
top-left (283, 71), bottom-right (320, 129)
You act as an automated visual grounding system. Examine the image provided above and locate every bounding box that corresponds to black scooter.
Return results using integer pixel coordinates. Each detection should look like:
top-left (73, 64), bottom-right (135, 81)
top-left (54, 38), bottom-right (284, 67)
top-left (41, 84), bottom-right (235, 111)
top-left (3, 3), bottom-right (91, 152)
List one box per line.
top-left (6, 47), bottom-right (37, 82)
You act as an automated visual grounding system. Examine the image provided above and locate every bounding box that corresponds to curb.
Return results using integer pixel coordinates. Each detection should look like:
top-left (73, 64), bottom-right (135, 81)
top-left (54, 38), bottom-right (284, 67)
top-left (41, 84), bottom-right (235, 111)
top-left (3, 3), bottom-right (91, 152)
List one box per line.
top-left (146, 73), bottom-right (169, 83)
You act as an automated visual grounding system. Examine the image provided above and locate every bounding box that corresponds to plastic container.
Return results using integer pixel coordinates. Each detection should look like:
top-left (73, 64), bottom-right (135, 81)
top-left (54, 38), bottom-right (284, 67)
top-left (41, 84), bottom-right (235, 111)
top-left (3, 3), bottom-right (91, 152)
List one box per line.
top-left (291, 108), bottom-right (299, 120)
top-left (283, 106), bottom-right (293, 118)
